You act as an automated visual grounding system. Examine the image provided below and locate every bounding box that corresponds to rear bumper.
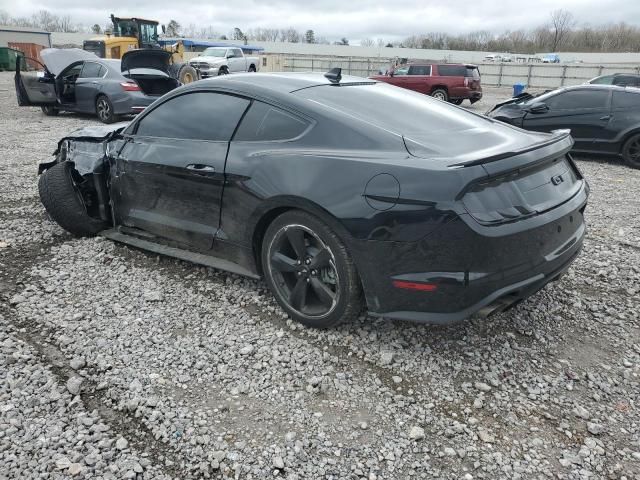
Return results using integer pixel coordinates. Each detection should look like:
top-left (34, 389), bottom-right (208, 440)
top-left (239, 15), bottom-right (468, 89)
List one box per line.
top-left (354, 181), bottom-right (588, 325)
top-left (111, 91), bottom-right (159, 115)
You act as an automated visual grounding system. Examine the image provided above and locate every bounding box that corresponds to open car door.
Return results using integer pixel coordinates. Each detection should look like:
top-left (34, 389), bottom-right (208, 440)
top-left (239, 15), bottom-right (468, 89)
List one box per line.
top-left (14, 56), bottom-right (57, 106)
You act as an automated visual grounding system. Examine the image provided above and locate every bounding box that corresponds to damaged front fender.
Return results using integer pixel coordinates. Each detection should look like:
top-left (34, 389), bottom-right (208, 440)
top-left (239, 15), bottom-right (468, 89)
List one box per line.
top-left (38, 122), bottom-right (128, 223)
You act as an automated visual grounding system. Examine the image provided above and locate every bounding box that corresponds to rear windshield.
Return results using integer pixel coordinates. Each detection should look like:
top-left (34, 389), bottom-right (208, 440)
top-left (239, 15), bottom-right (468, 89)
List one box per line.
top-left (466, 66), bottom-right (480, 79)
top-left (295, 83), bottom-right (491, 136)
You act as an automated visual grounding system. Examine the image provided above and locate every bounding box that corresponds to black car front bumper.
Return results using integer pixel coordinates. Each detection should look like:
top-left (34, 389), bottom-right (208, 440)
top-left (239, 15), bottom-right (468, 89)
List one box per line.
top-left (353, 180), bottom-right (588, 324)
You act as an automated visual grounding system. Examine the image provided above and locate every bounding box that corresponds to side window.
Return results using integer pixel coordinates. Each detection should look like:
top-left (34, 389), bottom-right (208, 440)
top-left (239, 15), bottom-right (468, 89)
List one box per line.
top-left (545, 90), bottom-right (609, 110)
top-left (234, 101), bottom-right (309, 142)
top-left (235, 49), bottom-right (243, 58)
top-left (80, 62), bottom-right (103, 78)
top-left (135, 92), bottom-right (250, 141)
top-left (591, 75), bottom-right (613, 85)
top-left (612, 91), bottom-right (640, 109)
top-left (437, 65), bottom-right (466, 76)
top-left (409, 65), bottom-right (431, 76)
top-left (393, 66), bottom-right (409, 76)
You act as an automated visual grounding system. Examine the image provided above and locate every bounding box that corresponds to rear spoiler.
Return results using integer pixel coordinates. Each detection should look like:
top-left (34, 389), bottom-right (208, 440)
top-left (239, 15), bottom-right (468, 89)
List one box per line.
top-left (449, 130), bottom-right (573, 169)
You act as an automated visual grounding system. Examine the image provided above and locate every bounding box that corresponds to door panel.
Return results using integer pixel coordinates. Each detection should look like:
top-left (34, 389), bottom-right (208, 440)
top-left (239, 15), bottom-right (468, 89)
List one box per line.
top-left (523, 89), bottom-right (611, 150)
top-left (74, 78), bottom-right (100, 112)
top-left (523, 110), bottom-right (609, 150)
top-left (14, 57), bottom-right (56, 106)
top-left (112, 136), bottom-right (228, 250)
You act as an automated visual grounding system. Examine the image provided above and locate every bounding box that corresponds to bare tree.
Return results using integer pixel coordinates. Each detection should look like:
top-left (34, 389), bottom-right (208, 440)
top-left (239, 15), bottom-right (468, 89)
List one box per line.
top-left (0, 10), bottom-right (10, 25)
top-left (360, 37), bottom-right (374, 47)
top-left (279, 27), bottom-right (300, 43)
top-left (550, 9), bottom-right (575, 52)
top-left (166, 19), bottom-right (181, 37)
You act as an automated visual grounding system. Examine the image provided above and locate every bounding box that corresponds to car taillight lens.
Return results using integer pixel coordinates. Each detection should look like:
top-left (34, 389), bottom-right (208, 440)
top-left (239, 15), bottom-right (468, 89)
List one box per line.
top-left (120, 82), bottom-right (141, 92)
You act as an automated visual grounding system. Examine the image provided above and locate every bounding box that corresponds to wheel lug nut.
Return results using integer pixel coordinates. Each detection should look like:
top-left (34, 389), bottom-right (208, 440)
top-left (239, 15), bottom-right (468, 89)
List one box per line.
top-left (306, 278), bottom-right (310, 283)
top-left (305, 259), bottom-right (311, 265)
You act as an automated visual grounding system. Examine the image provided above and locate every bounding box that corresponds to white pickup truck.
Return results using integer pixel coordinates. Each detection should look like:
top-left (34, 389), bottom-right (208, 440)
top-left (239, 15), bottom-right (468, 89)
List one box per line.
top-left (189, 47), bottom-right (260, 78)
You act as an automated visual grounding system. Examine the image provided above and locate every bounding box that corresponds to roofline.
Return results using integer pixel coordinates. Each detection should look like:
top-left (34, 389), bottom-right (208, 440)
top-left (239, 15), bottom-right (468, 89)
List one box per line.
top-left (0, 27), bottom-right (51, 36)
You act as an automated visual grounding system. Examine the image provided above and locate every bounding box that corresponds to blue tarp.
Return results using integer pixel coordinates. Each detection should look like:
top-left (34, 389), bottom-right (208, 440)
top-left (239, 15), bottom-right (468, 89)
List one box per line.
top-left (158, 38), bottom-right (264, 52)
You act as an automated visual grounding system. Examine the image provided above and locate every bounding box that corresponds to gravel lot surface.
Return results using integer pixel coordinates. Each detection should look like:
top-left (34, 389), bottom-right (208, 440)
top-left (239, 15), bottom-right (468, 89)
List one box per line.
top-left (1, 72), bottom-right (640, 479)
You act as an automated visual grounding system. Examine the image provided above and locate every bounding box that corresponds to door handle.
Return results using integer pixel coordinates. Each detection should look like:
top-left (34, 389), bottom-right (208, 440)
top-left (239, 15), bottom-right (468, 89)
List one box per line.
top-left (186, 164), bottom-right (215, 174)
top-left (599, 115), bottom-right (611, 121)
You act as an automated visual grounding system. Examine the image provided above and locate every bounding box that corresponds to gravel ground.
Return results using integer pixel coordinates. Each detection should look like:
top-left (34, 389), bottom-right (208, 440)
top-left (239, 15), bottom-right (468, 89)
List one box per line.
top-left (1, 73), bottom-right (640, 480)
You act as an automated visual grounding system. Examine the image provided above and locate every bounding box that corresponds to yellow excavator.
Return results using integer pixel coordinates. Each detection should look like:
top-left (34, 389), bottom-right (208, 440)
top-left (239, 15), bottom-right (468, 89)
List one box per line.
top-left (82, 14), bottom-right (198, 83)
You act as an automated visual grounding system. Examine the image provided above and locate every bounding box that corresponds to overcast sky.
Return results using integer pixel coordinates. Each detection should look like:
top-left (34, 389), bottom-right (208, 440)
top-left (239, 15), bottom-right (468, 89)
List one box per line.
top-left (4, 0), bottom-right (640, 43)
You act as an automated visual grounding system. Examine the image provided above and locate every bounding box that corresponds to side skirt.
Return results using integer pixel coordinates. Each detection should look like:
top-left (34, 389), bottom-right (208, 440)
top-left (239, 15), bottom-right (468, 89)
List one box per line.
top-left (100, 228), bottom-right (260, 280)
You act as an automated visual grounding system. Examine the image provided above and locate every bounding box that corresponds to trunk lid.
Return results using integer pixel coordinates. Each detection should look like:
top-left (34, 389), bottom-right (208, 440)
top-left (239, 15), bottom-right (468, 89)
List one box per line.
top-left (458, 133), bottom-right (583, 224)
top-left (121, 49), bottom-right (171, 74)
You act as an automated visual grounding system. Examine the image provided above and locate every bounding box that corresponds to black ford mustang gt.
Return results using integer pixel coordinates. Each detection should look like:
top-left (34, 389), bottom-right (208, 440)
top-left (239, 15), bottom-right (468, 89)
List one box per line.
top-left (37, 71), bottom-right (589, 328)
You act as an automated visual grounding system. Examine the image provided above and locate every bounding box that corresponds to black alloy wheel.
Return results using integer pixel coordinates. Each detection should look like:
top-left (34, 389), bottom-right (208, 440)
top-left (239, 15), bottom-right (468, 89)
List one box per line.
top-left (622, 133), bottom-right (640, 169)
top-left (262, 211), bottom-right (362, 328)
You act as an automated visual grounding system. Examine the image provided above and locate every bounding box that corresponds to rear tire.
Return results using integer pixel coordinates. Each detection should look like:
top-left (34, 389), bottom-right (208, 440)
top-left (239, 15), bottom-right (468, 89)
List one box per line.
top-left (622, 133), bottom-right (640, 169)
top-left (261, 210), bottom-right (363, 329)
top-left (431, 88), bottom-right (448, 101)
top-left (95, 95), bottom-right (117, 124)
top-left (38, 162), bottom-right (108, 237)
top-left (41, 105), bottom-right (59, 116)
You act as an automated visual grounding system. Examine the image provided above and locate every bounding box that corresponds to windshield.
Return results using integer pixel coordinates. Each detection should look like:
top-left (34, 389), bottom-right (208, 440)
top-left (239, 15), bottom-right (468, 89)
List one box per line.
top-left (113, 19), bottom-right (138, 38)
top-left (202, 48), bottom-right (226, 57)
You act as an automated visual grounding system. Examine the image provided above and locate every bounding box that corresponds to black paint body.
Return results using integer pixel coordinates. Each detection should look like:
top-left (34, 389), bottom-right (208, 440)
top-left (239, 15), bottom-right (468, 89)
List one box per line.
top-left (42, 73), bottom-right (589, 324)
top-left (487, 84), bottom-right (640, 160)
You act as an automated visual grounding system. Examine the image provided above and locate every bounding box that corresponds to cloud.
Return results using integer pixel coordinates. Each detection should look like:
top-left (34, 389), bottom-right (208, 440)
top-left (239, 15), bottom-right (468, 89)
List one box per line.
top-left (5, 0), bottom-right (640, 41)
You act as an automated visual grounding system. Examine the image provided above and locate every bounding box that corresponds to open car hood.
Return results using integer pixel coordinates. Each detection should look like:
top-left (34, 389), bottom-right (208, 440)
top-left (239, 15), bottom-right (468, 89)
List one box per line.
top-left (41, 48), bottom-right (99, 76)
top-left (121, 49), bottom-right (171, 74)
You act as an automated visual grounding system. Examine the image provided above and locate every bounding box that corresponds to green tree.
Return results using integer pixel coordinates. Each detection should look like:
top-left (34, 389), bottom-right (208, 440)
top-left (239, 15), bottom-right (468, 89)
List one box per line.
top-left (166, 19), bottom-right (181, 37)
top-left (305, 29), bottom-right (315, 44)
top-left (91, 24), bottom-right (101, 34)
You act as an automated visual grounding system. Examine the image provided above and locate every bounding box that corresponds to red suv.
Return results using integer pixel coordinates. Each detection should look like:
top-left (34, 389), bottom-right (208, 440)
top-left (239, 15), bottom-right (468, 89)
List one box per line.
top-left (370, 63), bottom-right (482, 105)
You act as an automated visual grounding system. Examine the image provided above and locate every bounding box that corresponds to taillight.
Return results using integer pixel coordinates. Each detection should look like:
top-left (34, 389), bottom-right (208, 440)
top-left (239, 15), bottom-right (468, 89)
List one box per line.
top-left (392, 280), bottom-right (437, 292)
top-left (120, 82), bottom-right (141, 92)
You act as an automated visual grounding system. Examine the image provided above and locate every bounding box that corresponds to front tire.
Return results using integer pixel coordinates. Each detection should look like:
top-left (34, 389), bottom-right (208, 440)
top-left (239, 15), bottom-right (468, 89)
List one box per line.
top-left (261, 210), bottom-right (363, 328)
top-left (431, 88), bottom-right (449, 102)
top-left (248, 65), bottom-right (256, 72)
top-left (41, 105), bottom-right (59, 116)
top-left (178, 64), bottom-right (198, 84)
top-left (622, 133), bottom-right (640, 169)
top-left (38, 162), bottom-right (108, 237)
top-left (95, 95), bottom-right (117, 124)
top-left (450, 99), bottom-right (464, 105)
top-left (218, 66), bottom-right (229, 76)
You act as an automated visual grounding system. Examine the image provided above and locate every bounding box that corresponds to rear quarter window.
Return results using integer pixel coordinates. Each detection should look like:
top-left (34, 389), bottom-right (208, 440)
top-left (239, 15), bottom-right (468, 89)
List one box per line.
top-left (612, 91), bottom-right (640, 109)
top-left (436, 65), bottom-right (467, 77)
top-left (234, 101), bottom-right (310, 141)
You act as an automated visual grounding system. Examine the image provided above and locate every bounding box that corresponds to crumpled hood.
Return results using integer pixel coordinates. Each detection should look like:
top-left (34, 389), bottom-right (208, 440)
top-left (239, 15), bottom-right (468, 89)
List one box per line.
top-left (41, 48), bottom-right (99, 76)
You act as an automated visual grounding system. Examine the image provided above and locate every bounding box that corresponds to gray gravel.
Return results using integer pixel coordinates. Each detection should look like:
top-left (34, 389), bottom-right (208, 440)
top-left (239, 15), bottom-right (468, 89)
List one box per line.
top-left (1, 72), bottom-right (640, 479)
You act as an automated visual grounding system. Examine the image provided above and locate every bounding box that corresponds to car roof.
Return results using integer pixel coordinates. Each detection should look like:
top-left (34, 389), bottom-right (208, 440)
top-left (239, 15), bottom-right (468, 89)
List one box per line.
top-left (182, 72), bottom-right (376, 95)
top-left (559, 84), bottom-right (640, 93)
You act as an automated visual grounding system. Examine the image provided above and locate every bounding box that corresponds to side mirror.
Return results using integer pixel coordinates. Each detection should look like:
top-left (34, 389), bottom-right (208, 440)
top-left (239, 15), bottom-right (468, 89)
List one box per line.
top-left (527, 102), bottom-right (549, 114)
top-left (161, 25), bottom-right (166, 34)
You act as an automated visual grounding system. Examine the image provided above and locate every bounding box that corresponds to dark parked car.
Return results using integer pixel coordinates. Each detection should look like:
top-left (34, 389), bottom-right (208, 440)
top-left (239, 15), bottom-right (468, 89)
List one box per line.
top-left (588, 73), bottom-right (640, 87)
top-left (370, 63), bottom-right (482, 104)
top-left (36, 71), bottom-right (588, 328)
top-left (15, 48), bottom-right (180, 123)
top-left (487, 84), bottom-right (640, 169)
